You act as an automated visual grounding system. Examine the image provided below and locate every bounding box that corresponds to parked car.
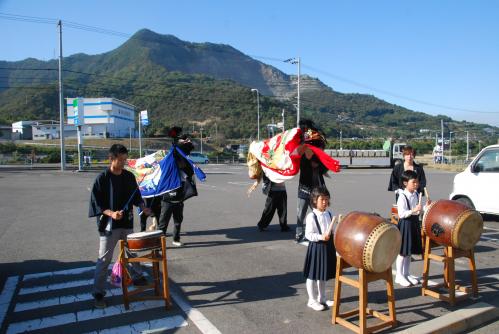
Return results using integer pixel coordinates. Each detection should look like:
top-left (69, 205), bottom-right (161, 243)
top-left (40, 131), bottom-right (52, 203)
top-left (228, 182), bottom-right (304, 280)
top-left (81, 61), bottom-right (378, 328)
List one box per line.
top-left (188, 152), bottom-right (209, 164)
top-left (449, 144), bottom-right (499, 215)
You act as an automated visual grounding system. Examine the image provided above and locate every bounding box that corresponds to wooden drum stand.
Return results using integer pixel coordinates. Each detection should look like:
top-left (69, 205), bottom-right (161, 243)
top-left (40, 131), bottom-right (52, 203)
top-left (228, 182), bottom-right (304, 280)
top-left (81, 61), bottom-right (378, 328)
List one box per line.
top-left (119, 236), bottom-right (171, 310)
top-left (332, 256), bottom-right (397, 334)
top-left (421, 235), bottom-right (478, 306)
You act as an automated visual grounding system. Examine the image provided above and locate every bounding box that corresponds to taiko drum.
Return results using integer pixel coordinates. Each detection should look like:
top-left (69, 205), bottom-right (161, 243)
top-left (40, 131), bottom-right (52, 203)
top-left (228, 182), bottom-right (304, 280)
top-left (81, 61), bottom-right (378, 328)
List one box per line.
top-left (422, 200), bottom-right (483, 250)
top-left (334, 212), bottom-right (401, 273)
top-left (127, 230), bottom-right (163, 252)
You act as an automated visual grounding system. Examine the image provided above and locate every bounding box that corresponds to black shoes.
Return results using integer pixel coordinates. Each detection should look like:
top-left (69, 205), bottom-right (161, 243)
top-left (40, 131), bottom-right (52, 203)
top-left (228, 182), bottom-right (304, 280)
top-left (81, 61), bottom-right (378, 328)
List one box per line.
top-left (93, 293), bottom-right (106, 309)
top-left (295, 235), bottom-right (305, 243)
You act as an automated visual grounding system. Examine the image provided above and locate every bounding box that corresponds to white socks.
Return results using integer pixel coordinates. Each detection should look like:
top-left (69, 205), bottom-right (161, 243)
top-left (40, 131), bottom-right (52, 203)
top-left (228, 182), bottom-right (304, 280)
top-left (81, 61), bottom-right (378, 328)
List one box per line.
top-left (306, 279), bottom-right (317, 302)
top-left (404, 256), bottom-right (420, 285)
top-left (395, 255), bottom-right (411, 287)
top-left (306, 279), bottom-right (332, 311)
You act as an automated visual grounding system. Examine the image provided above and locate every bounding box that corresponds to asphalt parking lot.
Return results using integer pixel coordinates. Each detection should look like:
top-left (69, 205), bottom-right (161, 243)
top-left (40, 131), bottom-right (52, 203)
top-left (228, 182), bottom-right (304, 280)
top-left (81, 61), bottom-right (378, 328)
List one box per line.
top-left (1, 165), bottom-right (498, 333)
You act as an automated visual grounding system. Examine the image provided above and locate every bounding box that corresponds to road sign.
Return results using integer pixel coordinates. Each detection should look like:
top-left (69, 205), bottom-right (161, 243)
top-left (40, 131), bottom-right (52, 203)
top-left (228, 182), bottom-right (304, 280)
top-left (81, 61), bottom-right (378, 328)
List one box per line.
top-left (73, 98), bottom-right (84, 126)
top-left (140, 110), bottom-right (149, 126)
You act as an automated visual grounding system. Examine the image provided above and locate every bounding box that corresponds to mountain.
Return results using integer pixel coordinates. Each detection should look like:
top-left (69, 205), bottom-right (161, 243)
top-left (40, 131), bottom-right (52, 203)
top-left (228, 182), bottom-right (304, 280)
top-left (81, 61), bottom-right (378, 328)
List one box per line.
top-left (0, 29), bottom-right (496, 141)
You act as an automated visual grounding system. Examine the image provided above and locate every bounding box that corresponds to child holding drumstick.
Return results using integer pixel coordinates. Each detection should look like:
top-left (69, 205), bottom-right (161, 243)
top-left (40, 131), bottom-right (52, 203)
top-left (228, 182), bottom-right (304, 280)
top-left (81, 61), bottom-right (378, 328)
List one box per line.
top-left (395, 170), bottom-right (431, 287)
top-left (303, 186), bottom-right (337, 311)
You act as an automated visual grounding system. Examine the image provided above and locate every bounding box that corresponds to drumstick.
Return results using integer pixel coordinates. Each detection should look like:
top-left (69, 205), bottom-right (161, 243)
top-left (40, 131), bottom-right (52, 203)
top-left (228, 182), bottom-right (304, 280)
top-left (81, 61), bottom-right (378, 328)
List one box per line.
top-left (418, 192), bottom-right (423, 206)
top-left (327, 216), bottom-right (337, 235)
top-left (424, 187), bottom-right (430, 201)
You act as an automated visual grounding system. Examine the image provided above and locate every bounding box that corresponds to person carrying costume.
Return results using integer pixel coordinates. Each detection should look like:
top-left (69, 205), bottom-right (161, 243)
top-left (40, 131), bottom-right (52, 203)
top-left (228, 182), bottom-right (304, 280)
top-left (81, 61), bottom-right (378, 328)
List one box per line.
top-left (303, 186), bottom-right (337, 311)
top-left (296, 119), bottom-right (329, 243)
top-left (159, 133), bottom-right (197, 247)
top-left (88, 144), bottom-right (151, 309)
top-left (256, 173), bottom-right (289, 232)
top-left (395, 170), bottom-right (431, 287)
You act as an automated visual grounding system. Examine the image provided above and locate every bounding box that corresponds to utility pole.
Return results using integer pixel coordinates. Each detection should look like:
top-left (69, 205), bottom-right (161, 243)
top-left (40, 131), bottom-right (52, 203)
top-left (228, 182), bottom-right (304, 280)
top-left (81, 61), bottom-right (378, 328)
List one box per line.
top-left (284, 57), bottom-right (301, 127)
top-left (251, 88), bottom-right (260, 141)
top-left (449, 131), bottom-right (453, 164)
top-left (340, 129), bottom-right (343, 150)
top-left (138, 112), bottom-right (142, 157)
top-left (466, 131), bottom-right (469, 161)
top-left (441, 119), bottom-right (444, 164)
top-left (129, 126), bottom-right (132, 151)
top-left (200, 127), bottom-right (203, 154)
top-left (297, 57), bottom-right (300, 127)
top-left (57, 20), bottom-right (65, 171)
top-left (282, 108), bottom-right (285, 132)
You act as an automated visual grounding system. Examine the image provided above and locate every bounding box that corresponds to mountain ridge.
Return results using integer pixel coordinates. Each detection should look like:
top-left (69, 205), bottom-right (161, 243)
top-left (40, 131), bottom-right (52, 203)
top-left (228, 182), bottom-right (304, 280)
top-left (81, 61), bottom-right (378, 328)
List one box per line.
top-left (0, 28), bottom-right (495, 140)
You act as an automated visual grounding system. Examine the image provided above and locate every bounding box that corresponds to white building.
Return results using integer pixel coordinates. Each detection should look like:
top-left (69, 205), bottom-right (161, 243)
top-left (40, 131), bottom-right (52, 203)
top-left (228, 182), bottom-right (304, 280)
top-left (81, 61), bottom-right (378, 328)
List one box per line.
top-left (66, 97), bottom-right (136, 138)
top-left (12, 120), bottom-right (35, 140)
top-left (31, 120), bottom-right (61, 140)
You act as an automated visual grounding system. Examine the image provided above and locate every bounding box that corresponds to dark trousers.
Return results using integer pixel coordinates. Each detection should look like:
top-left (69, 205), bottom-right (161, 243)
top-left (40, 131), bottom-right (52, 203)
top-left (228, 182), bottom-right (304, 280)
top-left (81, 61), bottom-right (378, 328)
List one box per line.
top-left (140, 197), bottom-right (162, 232)
top-left (159, 201), bottom-right (184, 241)
top-left (258, 191), bottom-right (287, 229)
top-left (296, 197), bottom-right (311, 239)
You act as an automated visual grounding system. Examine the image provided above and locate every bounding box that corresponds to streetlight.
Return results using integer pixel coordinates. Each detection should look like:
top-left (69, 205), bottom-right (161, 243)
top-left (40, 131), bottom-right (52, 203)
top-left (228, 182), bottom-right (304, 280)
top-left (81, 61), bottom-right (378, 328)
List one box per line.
top-left (281, 108), bottom-right (285, 132)
top-left (200, 127), bottom-right (204, 154)
top-left (449, 131), bottom-right (454, 164)
top-left (284, 57), bottom-right (301, 127)
top-left (251, 88), bottom-right (260, 141)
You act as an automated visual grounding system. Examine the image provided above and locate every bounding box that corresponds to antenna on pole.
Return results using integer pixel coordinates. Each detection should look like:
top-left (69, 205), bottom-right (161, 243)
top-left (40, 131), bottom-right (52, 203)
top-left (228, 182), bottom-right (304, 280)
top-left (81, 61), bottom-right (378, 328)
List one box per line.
top-left (284, 57), bottom-right (300, 127)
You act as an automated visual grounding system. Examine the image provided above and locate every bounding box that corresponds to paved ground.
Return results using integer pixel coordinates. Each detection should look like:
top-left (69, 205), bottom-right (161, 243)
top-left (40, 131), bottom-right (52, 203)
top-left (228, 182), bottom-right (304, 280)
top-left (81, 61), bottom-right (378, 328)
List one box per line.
top-left (0, 165), bottom-right (498, 333)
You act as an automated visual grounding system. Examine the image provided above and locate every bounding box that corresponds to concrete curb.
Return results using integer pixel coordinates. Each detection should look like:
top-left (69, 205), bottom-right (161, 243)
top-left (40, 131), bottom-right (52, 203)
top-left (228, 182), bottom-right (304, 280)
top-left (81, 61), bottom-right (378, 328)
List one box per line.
top-left (396, 302), bottom-right (499, 334)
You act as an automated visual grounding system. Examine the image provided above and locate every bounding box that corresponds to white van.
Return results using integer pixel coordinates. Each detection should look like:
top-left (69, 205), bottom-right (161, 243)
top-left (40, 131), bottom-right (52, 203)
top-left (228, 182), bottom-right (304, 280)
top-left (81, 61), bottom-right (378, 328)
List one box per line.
top-left (449, 144), bottom-right (499, 215)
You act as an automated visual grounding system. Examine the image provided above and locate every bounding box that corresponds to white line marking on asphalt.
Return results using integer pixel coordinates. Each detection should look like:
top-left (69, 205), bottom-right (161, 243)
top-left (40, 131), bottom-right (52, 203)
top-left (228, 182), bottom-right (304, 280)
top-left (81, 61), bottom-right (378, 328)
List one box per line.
top-left (481, 236), bottom-right (499, 242)
top-left (0, 276), bottom-right (19, 327)
top-left (23, 266), bottom-right (96, 281)
top-left (7, 300), bottom-right (180, 333)
top-left (14, 288), bottom-right (122, 312)
top-left (484, 226), bottom-right (499, 232)
top-left (227, 181), bottom-right (254, 186)
top-left (19, 279), bottom-right (94, 295)
top-left (7, 266), bottom-right (217, 334)
top-left (83, 315), bottom-right (188, 334)
top-left (170, 285), bottom-right (221, 334)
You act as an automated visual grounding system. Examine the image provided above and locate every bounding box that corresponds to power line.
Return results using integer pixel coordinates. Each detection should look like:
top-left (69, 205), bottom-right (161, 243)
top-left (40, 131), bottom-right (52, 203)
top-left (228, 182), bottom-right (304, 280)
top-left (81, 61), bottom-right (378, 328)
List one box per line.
top-left (301, 64), bottom-right (499, 114)
top-left (1, 11), bottom-right (497, 115)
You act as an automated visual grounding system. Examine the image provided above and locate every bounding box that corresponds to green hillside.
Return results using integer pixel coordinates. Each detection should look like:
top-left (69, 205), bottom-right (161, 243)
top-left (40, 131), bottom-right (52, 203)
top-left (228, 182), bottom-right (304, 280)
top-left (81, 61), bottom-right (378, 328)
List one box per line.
top-left (0, 29), bottom-right (496, 142)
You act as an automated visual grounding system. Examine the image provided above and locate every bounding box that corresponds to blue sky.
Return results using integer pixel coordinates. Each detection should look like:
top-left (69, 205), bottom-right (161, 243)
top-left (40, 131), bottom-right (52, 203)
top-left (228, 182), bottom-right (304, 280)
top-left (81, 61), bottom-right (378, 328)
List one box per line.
top-left (1, 0), bottom-right (498, 128)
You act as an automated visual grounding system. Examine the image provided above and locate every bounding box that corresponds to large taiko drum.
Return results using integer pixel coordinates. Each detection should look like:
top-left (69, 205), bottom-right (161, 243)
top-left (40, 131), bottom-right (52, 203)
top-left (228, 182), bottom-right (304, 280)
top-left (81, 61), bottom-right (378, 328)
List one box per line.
top-left (127, 230), bottom-right (164, 252)
top-left (334, 212), bottom-right (401, 273)
top-left (423, 200), bottom-right (483, 250)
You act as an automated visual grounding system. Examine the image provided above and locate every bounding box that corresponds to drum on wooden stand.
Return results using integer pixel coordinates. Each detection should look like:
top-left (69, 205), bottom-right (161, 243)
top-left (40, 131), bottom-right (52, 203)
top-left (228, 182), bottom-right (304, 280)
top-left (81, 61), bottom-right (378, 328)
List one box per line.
top-left (334, 211), bottom-right (401, 273)
top-left (422, 199), bottom-right (483, 250)
top-left (127, 230), bottom-right (164, 252)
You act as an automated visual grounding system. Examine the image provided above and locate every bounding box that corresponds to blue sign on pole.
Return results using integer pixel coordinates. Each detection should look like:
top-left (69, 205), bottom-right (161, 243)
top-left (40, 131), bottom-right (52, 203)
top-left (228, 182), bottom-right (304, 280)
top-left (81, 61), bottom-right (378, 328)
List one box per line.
top-left (140, 110), bottom-right (149, 126)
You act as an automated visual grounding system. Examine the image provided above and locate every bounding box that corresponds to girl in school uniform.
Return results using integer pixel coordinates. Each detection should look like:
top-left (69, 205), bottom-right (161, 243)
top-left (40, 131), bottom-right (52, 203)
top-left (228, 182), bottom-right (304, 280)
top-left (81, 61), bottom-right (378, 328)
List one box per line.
top-left (395, 170), bottom-right (431, 287)
top-left (303, 186), bottom-right (337, 311)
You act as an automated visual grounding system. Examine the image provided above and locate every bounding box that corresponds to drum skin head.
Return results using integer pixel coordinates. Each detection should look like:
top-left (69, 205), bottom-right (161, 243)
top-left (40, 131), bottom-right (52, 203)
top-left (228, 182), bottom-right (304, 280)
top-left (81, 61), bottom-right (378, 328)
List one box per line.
top-left (363, 223), bottom-right (401, 273)
top-left (423, 200), bottom-right (483, 250)
top-left (127, 230), bottom-right (163, 239)
top-left (453, 210), bottom-right (483, 250)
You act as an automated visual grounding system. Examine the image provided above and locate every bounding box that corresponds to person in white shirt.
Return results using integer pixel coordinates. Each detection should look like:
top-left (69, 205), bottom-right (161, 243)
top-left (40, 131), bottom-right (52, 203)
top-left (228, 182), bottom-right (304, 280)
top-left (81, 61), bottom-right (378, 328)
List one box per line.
top-left (395, 170), bottom-right (432, 287)
top-left (303, 186), bottom-right (337, 311)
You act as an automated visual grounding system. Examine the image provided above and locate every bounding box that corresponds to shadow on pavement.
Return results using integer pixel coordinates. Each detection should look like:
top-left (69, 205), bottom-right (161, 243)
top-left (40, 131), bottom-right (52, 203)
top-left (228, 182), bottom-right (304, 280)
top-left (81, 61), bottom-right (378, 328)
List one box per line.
top-left (182, 225), bottom-right (298, 248)
top-left (177, 271), bottom-right (302, 308)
